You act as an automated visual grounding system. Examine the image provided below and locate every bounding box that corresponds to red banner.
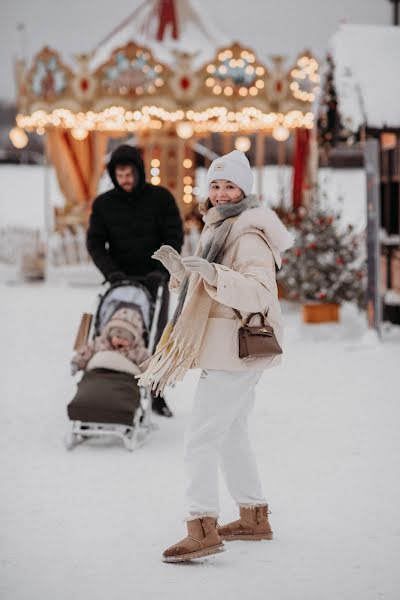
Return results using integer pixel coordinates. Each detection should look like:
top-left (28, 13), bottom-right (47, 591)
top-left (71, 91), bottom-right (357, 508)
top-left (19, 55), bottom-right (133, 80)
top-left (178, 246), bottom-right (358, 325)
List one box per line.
top-left (292, 128), bottom-right (310, 210)
top-left (157, 0), bottom-right (178, 41)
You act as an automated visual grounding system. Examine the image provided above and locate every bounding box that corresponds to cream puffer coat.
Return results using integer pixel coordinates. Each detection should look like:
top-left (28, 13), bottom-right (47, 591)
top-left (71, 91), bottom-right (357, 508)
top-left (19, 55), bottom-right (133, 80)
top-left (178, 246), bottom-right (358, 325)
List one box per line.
top-left (170, 206), bottom-right (293, 372)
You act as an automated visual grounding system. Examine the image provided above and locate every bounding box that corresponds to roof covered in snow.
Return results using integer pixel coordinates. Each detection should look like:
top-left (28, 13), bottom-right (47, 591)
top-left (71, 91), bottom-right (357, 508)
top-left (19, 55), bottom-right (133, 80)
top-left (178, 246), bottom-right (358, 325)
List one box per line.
top-left (91, 0), bottom-right (230, 70)
top-left (331, 24), bottom-right (400, 131)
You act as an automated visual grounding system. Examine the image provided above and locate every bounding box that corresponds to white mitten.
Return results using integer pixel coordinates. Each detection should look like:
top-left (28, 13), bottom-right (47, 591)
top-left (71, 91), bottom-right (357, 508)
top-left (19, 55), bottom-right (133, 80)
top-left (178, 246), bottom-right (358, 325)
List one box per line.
top-left (181, 256), bottom-right (217, 285)
top-left (152, 245), bottom-right (184, 276)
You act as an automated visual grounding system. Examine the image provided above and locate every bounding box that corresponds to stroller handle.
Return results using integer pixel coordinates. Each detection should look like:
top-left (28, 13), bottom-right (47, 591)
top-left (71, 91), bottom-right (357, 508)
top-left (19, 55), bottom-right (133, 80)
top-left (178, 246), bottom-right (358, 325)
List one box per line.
top-left (103, 271), bottom-right (169, 287)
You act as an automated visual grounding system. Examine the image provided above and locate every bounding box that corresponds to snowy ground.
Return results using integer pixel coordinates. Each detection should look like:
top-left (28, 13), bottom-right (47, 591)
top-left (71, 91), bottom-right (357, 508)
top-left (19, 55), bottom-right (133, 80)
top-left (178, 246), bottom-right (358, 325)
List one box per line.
top-left (1, 282), bottom-right (400, 600)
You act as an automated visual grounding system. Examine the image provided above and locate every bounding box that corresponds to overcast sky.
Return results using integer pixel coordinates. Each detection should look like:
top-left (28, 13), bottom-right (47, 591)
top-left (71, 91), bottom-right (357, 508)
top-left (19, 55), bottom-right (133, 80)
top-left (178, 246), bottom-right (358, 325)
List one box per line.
top-left (0, 0), bottom-right (392, 102)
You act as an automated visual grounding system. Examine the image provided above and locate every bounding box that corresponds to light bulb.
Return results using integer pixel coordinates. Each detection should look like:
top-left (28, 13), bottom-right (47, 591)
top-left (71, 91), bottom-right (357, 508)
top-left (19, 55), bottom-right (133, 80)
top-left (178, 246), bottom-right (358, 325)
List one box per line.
top-left (273, 126), bottom-right (290, 142)
top-left (9, 127), bottom-right (28, 149)
top-left (235, 136), bottom-right (251, 152)
top-left (176, 122), bottom-right (194, 139)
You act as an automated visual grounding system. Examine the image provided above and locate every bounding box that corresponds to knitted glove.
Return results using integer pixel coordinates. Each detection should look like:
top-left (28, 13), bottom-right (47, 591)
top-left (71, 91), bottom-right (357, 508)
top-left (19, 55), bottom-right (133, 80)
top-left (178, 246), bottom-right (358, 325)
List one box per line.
top-left (181, 256), bottom-right (217, 285)
top-left (152, 245), bottom-right (184, 277)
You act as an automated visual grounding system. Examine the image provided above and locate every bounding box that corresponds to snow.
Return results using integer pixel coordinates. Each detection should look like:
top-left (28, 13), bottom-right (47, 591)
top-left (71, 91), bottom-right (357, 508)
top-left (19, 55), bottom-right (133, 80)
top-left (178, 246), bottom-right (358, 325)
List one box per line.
top-left (0, 165), bottom-right (65, 230)
top-left (331, 24), bottom-right (400, 131)
top-left (1, 281), bottom-right (400, 599)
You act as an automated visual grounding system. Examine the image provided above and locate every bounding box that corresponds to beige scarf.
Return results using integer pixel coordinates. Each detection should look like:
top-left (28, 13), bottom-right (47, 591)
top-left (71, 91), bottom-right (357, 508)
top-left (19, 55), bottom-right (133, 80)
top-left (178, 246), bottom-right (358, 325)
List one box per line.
top-left (137, 195), bottom-right (260, 395)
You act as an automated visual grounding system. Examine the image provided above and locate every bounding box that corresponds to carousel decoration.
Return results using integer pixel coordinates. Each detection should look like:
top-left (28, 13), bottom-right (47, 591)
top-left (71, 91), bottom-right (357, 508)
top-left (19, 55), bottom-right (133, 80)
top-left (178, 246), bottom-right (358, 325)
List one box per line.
top-left (13, 0), bottom-right (319, 228)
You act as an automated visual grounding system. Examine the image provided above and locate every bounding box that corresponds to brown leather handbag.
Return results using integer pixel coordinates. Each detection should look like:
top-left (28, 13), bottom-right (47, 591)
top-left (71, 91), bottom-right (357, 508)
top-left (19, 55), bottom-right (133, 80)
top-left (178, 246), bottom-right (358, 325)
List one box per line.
top-left (233, 309), bottom-right (283, 359)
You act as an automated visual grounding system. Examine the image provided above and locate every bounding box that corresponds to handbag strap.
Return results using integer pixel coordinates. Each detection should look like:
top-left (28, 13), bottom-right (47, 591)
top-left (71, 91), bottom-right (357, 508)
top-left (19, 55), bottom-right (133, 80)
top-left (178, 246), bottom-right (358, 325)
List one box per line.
top-left (232, 309), bottom-right (269, 325)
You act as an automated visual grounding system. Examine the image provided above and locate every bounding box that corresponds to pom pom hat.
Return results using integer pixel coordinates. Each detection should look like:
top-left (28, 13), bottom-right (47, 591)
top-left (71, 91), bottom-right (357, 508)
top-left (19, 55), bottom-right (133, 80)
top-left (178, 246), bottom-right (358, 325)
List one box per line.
top-left (205, 150), bottom-right (254, 196)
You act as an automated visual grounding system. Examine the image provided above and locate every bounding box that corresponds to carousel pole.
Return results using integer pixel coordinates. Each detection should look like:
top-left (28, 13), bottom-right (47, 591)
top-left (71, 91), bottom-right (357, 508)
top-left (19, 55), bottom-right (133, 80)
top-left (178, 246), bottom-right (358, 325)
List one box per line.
top-left (42, 137), bottom-right (54, 280)
top-left (255, 132), bottom-right (264, 203)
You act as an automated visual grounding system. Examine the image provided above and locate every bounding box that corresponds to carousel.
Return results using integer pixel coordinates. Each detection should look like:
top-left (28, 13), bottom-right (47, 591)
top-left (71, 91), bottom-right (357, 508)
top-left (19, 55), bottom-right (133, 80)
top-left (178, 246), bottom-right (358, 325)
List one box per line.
top-left (12, 0), bottom-right (320, 229)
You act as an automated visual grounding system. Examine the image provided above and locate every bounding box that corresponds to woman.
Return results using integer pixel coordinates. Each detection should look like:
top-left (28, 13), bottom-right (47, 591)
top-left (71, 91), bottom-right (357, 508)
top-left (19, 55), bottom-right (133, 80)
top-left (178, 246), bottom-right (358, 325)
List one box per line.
top-left (139, 150), bottom-right (293, 562)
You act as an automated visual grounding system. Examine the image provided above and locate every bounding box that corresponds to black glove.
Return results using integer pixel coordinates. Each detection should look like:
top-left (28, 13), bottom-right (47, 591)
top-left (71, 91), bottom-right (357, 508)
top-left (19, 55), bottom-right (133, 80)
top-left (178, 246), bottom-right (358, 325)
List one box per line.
top-left (107, 271), bottom-right (128, 284)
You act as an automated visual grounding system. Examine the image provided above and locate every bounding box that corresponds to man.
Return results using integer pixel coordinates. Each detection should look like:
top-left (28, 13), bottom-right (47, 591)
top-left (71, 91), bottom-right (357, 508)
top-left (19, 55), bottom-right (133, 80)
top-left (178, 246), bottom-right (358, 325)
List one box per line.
top-left (87, 144), bottom-right (184, 417)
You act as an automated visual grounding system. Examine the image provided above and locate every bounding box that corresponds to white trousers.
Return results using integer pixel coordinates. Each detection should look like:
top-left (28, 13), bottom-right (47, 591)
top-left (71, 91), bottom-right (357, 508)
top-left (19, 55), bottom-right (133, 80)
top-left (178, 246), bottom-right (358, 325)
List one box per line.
top-left (183, 369), bottom-right (267, 520)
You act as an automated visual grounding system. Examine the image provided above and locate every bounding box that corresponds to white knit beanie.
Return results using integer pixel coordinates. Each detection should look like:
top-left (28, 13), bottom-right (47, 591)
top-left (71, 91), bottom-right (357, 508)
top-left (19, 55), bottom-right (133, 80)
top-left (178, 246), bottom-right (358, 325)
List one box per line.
top-left (205, 150), bottom-right (254, 196)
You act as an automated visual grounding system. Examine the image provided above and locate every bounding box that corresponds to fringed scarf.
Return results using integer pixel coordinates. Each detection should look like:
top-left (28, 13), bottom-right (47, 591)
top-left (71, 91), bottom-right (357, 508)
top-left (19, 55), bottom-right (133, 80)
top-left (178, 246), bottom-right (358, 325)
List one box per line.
top-left (137, 195), bottom-right (260, 395)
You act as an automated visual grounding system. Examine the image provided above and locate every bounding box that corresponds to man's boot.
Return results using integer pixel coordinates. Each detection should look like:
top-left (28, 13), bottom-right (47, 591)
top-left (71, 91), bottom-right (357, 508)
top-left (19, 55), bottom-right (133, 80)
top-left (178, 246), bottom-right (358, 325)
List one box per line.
top-left (163, 517), bottom-right (225, 562)
top-left (218, 505), bottom-right (273, 541)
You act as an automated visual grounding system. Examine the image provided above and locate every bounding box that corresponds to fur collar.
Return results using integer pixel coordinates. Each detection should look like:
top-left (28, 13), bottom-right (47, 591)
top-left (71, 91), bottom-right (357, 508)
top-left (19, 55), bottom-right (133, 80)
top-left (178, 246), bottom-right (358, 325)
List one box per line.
top-left (227, 206), bottom-right (294, 269)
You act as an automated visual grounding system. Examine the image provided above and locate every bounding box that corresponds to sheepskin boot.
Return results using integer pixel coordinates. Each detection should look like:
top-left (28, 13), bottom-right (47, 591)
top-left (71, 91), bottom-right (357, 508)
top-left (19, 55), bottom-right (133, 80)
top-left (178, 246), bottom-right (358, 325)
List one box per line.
top-left (162, 517), bottom-right (225, 563)
top-left (218, 505), bottom-right (273, 541)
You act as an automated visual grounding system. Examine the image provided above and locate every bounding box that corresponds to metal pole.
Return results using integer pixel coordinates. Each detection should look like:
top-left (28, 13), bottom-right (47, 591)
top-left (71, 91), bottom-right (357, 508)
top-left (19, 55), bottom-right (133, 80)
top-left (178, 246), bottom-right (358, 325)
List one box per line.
top-left (364, 138), bottom-right (382, 337)
top-left (389, 0), bottom-right (400, 25)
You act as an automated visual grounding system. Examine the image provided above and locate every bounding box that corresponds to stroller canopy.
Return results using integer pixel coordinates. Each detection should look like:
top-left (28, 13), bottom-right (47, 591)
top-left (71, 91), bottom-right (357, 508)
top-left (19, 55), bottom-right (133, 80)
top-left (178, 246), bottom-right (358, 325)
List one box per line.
top-left (95, 282), bottom-right (153, 336)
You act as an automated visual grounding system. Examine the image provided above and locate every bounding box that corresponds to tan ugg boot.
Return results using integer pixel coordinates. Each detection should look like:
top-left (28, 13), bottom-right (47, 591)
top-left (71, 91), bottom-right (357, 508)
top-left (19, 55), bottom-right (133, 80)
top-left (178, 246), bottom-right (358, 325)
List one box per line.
top-left (218, 505), bottom-right (273, 541)
top-left (162, 517), bottom-right (225, 563)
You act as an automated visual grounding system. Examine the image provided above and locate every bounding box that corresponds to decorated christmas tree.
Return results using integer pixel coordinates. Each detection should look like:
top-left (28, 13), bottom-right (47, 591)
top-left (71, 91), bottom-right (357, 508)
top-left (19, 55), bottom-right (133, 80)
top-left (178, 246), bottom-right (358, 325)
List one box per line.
top-left (278, 201), bottom-right (366, 306)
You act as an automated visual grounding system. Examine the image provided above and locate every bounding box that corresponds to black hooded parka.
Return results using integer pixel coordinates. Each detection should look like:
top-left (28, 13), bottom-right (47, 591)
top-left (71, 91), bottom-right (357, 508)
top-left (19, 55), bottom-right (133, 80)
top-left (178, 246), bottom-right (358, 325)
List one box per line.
top-left (86, 144), bottom-right (183, 279)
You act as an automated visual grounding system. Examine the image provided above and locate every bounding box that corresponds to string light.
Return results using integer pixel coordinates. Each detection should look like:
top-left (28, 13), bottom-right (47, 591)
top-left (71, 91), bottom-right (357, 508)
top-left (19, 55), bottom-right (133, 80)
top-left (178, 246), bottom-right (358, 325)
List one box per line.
top-left (183, 158), bottom-right (192, 168)
top-left (176, 121), bottom-right (194, 139)
top-left (16, 102), bottom-right (315, 136)
top-left (291, 55), bottom-right (320, 101)
top-left (273, 126), bottom-right (290, 141)
top-left (183, 194), bottom-right (193, 204)
top-left (71, 127), bottom-right (88, 140)
top-left (9, 127), bottom-right (28, 149)
top-left (151, 158), bottom-right (160, 167)
top-left (235, 136), bottom-right (251, 152)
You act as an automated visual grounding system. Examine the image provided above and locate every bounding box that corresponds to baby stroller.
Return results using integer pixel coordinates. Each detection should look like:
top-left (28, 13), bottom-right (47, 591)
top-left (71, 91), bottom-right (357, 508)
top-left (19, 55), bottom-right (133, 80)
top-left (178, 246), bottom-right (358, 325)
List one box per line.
top-left (65, 272), bottom-right (167, 451)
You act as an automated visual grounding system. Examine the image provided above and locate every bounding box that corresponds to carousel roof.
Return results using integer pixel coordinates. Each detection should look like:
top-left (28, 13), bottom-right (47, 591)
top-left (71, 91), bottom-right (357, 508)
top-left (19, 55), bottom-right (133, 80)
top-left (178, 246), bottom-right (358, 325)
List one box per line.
top-left (91, 0), bottom-right (230, 70)
top-left (332, 24), bottom-right (400, 131)
top-left (14, 0), bottom-right (319, 139)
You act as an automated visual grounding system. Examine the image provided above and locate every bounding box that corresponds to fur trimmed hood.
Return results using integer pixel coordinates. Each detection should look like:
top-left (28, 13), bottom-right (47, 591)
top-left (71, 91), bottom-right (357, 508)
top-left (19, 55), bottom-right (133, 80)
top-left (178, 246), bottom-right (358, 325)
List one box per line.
top-left (226, 206), bottom-right (294, 269)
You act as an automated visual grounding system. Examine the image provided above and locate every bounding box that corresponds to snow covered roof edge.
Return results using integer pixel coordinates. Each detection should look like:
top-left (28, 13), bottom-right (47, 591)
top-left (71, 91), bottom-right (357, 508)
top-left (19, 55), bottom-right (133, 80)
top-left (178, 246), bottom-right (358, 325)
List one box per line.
top-left (331, 24), bottom-right (400, 131)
